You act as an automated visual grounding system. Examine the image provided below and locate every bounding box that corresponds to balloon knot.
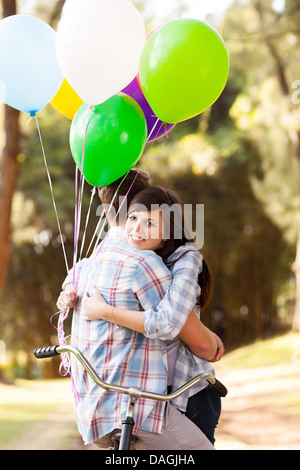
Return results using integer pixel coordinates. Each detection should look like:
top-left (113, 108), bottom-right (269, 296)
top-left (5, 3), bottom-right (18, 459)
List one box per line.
top-left (163, 123), bottom-right (169, 139)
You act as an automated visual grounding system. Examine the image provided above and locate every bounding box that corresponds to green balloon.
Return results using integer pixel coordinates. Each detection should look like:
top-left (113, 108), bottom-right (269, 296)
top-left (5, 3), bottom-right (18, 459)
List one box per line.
top-left (70, 94), bottom-right (147, 186)
top-left (139, 19), bottom-right (229, 124)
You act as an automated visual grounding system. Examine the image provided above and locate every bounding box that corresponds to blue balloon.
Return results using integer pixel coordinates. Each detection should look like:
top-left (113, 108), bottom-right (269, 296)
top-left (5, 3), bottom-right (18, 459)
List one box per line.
top-left (0, 15), bottom-right (63, 116)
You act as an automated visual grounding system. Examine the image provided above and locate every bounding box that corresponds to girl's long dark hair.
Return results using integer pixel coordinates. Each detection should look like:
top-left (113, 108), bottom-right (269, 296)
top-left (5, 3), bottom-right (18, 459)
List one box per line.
top-left (128, 186), bottom-right (212, 310)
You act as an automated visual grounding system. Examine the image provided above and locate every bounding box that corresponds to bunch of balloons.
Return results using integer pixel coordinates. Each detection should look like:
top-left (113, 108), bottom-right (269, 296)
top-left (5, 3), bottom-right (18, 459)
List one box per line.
top-left (0, 0), bottom-right (229, 186)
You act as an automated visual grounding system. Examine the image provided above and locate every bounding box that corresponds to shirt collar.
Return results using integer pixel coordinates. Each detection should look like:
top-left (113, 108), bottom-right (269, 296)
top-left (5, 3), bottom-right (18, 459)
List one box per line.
top-left (107, 225), bottom-right (126, 240)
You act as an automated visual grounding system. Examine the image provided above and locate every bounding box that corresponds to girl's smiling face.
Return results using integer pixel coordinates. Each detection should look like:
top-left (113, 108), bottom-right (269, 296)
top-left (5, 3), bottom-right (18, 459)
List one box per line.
top-left (126, 209), bottom-right (166, 251)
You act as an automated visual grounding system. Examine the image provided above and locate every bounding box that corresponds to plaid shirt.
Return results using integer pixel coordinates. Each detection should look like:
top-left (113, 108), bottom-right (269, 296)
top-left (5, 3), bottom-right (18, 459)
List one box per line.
top-left (143, 245), bottom-right (215, 412)
top-left (64, 227), bottom-right (171, 445)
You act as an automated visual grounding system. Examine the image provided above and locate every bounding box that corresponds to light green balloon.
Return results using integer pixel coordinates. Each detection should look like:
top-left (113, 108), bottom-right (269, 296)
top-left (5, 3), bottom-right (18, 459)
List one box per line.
top-left (70, 94), bottom-right (147, 187)
top-left (139, 19), bottom-right (229, 124)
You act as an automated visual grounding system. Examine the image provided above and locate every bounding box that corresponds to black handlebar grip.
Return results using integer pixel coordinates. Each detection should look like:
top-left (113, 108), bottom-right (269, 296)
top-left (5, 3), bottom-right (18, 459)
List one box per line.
top-left (212, 378), bottom-right (228, 397)
top-left (34, 346), bottom-right (59, 359)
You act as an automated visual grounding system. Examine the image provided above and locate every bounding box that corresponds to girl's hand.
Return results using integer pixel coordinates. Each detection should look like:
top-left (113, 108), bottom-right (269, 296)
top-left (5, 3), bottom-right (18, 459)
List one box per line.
top-left (82, 286), bottom-right (111, 321)
top-left (210, 334), bottom-right (225, 362)
top-left (57, 284), bottom-right (78, 311)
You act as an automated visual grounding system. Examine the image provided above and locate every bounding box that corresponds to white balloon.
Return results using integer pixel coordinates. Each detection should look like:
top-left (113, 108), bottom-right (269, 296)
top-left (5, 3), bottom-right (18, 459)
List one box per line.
top-left (56, 0), bottom-right (146, 105)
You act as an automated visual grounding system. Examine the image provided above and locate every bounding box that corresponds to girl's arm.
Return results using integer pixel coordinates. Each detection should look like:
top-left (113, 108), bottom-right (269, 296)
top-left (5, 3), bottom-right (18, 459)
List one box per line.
top-left (82, 286), bottom-right (146, 333)
top-left (83, 246), bottom-right (204, 341)
top-left (82, 246), bottom-right (223, 360)
top-left (82, 287), bottom-right (218, 361)
top-left (142, 247), bottom-right (204, 340)
top-left (178, 310), bottom-right (217, 361)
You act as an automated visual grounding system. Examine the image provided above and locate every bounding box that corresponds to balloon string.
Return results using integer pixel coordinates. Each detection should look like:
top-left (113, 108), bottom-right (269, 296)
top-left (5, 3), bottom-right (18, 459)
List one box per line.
top-left (92, 172), bottom-right (129, 253)
top-left (56, 117), bottom-right (89, 386)
top-left (147, 117), bottom-right (161, 142)
top-left (56, 116), bottom-right (164, 393)
top-left (94, 117), bottom-right (162, 253)
top-left (76, 172), bottom-right (130, 292)
top-left (163, 123), bottom-right (169, 140)
top-left (149, 115), bottom-right (169, 140)
top-left (76, 118), bottom-right (164, 289)
top-left (35, 115), bottom-right (69, 273)
top-left (73, 170), bottom-right (85, 287)
top-left (45, 114), bottom-right (89, 386)
top-left (73, 166), bottom-right (82, 288)
top-left (73, 167), bottom-right (79, 288)
top-left (73, 185), bottom-right (96, 289)
top-left (34, 116), bottom-right (79, 393)
top-left (73, 117), bottom-right (90, 290)
top-left (48, 115), bottom-right (165, 398)
top-left (26, 115), bottom-right (36, 129)
top-left (83, 170), bottom-right (132, 261)
top-left (50, 311), bottom-right (80, 401)
top-left (85, 207), bottom-right (106, 257)
top-left (79, 186), bottom-right (96, 260)
top-left (55, 115), bottom-right (91, 387)
top-left (82, 117), bottom-right (162, 266)
top-left (92, 174), bottom-right (137, 256)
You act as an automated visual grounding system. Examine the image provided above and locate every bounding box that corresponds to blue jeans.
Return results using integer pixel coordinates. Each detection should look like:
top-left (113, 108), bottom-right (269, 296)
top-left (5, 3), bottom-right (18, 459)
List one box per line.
top-left (184, 387), bottom-right (221, 445)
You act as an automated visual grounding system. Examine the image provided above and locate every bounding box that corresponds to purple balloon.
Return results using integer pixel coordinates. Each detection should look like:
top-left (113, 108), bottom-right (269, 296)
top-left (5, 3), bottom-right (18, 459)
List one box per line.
top-left (122, 77), bottom-right (175, 142)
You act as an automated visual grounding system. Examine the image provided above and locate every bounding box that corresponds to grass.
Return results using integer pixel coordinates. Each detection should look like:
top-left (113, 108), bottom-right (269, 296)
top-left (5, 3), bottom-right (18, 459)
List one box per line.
top-left (0, 378), bottom-right (72, 447)
top-left (0, 403), bottom-right (58, 445)
top-left (219, 332), bottom-right (300, 369)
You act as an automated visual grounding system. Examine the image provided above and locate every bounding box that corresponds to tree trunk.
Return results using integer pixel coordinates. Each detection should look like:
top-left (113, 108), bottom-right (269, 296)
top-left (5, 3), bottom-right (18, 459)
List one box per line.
top-left (0, 0), bottom-right (19, 300)
top-left (0, 105), bottom-right (20, 298)
top-left (292, 224), bottom-right (300, 332)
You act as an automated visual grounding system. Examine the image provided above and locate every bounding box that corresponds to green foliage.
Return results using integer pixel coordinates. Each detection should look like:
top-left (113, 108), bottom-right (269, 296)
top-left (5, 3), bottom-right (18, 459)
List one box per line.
top-left (1, 0), bottom-right (300, 378)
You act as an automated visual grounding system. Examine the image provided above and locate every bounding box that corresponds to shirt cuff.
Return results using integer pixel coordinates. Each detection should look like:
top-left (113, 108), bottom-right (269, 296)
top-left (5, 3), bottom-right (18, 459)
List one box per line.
top-left (143, 310), bottom-right (177, 340)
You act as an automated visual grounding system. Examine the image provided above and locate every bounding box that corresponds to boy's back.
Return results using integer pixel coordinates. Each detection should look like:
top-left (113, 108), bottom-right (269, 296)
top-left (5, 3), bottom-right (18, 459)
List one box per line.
top-left (68, 228), bottom-right (171, 444)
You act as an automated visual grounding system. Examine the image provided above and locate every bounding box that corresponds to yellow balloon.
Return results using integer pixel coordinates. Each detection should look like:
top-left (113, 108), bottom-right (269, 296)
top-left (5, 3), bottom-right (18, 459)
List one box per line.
top-left (51, 78), bottom-right (83, 120)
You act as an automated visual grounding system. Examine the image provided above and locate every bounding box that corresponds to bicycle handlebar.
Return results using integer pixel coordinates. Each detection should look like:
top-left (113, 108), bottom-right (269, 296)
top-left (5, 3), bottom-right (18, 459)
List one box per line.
top-left (34, 345), bottom-right (227, 399)
top-left (34, 346), bottom-right (59, 358)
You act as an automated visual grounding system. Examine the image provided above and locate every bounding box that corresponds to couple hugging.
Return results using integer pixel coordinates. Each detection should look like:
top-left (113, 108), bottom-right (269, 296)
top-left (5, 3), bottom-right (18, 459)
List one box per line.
top-left (56, 169), bottom-right (224, 450)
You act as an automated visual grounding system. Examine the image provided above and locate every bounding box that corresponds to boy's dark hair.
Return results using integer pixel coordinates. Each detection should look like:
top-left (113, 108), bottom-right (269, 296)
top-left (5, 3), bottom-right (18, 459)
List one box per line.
top-left (97, 169), bottom-right (152, 223)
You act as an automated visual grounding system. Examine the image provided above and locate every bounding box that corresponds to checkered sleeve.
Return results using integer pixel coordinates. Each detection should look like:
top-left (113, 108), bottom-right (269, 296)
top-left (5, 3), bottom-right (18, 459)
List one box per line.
top-left (132, 253), bottom-right (171, 310)
top-left (62, 257), bottom-right (88, 290)
top-left (143, 246), bottom-right (203, 340)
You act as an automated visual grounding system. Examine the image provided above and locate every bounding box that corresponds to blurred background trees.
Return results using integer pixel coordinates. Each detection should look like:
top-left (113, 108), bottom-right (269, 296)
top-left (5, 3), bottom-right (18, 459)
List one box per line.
top-left (0, 0), bottom-right (300, 380)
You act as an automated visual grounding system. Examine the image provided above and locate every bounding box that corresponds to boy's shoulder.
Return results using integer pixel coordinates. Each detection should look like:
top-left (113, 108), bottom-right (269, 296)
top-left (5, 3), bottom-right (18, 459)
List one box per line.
top-left (102, 236), bottom-right (163, 264)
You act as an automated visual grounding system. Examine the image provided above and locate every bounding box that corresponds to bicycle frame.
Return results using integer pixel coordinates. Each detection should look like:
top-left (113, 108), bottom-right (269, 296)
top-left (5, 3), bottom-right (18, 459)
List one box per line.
top-left (34, 345), bottom-right (227, 450)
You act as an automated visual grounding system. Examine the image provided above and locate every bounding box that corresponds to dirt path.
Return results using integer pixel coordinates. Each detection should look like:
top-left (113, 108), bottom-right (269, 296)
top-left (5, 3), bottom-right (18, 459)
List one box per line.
top-left (214, 362), bottom-right (300, 450)
top-left (1, 401), bottom-right (76, 451)
top-left (0, 394), bottom-right (98, 451)
top-left (68, 361), bottom-right (300, 451)
top-left (2, 361), bottom-right (299, 450)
